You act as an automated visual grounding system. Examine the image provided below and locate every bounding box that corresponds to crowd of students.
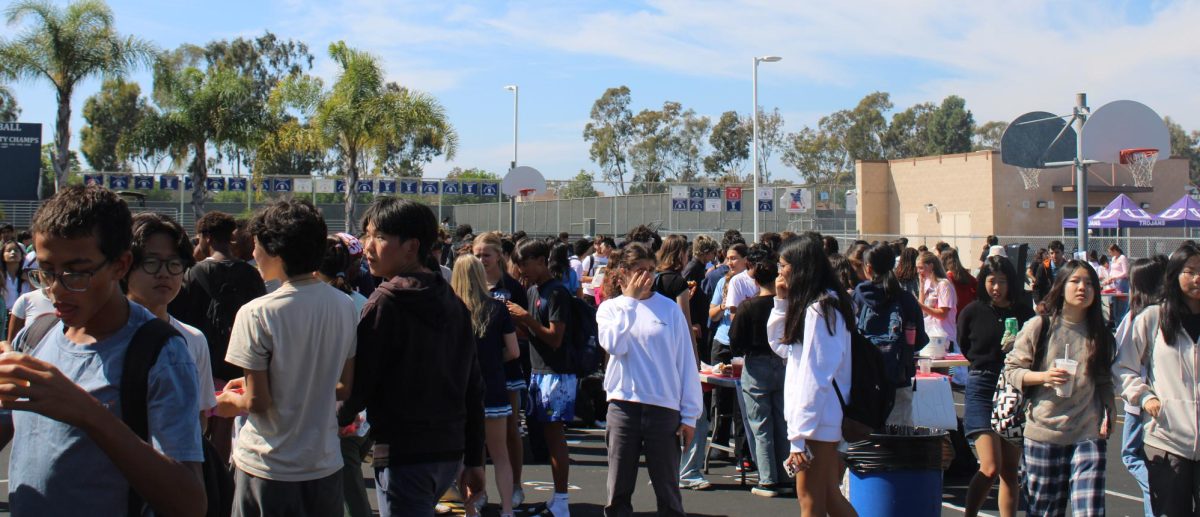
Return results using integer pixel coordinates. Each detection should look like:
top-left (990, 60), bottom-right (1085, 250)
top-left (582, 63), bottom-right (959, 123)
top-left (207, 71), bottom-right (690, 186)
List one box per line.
top-left (6, 185), bottom-right (1200, 516)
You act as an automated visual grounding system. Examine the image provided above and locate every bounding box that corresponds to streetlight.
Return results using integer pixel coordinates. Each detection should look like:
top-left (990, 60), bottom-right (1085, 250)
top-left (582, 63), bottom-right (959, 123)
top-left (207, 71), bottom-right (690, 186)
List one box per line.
top-left (504, 85), bottom-right (518, 233)
top-left (752, 55), bottom-right (781, 243)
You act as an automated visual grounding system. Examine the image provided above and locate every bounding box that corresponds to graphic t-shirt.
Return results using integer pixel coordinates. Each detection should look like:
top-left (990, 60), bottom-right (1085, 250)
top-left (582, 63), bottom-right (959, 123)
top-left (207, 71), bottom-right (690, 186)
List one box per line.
top-left (225, 279), bottom-right (358, 482)
top-left (8, 302), bottom-right (203, 515)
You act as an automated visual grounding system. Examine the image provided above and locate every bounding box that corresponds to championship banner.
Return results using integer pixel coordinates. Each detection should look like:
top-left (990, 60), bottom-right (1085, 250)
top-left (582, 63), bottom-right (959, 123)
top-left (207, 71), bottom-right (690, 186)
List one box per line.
top-left (756, 187), bottom-right (774, 201)
top-left (704, 199), bottom-right (721, 212)
top-left (481, 182), bottom-right (499, 196)
top-left (670, 185), bottom-right (689, 212)
top-left (399, 180), bottom-right (418, 194)
top-left (706, 187), bottom-right (722, 199)
top-left (335, 180), bottom-right (347, 193)
top-left (293, 178), bottom-right (312, 193)
top-left (462, 182), bottom-right (479, 195)
top-left (688, 199), bottom-right (704, 212)
top-left (443, 181), bottom-right (460, 194)
top-left (206, 177), bottom-right (226, 192)
top-left (83, 174), bottom-right (104, 187)
top-left (726, 200), bottom-right (742, 212)
top-left (108, 174), bottom-right (131, 190)
top-left (688, 187), bottom-right (705, 199)
top-left (378, 179), bottom-right (397, 194)
top-left (184, 177), bottom-right (194, 191)
top-left (159, 175), bottom-right (179, 190)
top-left (133, 175), bottom-right (155, 190)
top-left (315, 178), bottom-right (337, 194)
top-left (228, 178), bottom-right (248, 192)
top-left (271, 178), bottom-right (293, 192)
top-left (421, 181), bottom-right (439, 194)
top-left (356, 179), bottom-right (375, 193)
top-left (725, 187), bottom-right (742, 201)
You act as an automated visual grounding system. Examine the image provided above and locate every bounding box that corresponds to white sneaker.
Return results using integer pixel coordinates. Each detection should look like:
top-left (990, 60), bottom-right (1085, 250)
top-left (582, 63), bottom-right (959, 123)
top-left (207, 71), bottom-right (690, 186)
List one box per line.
top-left (546, 494), bottom-right (570, 517)
top-left (512, 486), bottom-right (525, 507)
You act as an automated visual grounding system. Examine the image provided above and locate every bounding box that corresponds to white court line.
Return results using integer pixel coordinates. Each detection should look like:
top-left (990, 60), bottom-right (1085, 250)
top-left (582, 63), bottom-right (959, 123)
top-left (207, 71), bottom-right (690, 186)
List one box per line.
top-left (941, 501), bottom-right (995, 516)
top-left (1106, 489), bottom-right (1144, 502)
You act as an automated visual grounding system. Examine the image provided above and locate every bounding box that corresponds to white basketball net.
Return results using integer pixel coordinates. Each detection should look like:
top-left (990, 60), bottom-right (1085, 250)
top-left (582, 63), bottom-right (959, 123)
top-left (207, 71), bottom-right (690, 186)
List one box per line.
top-left (1125, 150), bottom-right (1158, 187)
top-left (1018, 167), bottom-right (1041, 190)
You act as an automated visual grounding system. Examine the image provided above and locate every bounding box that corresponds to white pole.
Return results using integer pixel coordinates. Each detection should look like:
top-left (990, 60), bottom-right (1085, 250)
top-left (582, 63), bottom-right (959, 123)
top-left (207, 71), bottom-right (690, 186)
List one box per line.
top-left (1074, 93), bottom-right (1089, 254)
top-left (506, 85), bottom-right (519, 234)
top-left (752, 58), bottom-right (759, 243)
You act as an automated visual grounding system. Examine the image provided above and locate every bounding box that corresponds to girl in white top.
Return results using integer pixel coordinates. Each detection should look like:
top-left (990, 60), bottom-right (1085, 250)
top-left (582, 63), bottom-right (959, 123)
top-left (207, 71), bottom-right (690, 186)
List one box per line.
top-left (766, 233), bottom-right (857, 517)
top-left (597, 242), bottom-right (703, 515)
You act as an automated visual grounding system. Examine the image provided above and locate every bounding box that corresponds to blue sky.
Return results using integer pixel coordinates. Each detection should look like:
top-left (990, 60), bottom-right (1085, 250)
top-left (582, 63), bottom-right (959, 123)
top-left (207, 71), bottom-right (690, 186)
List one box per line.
top-left (5, 0), bottom-right (1197, 182)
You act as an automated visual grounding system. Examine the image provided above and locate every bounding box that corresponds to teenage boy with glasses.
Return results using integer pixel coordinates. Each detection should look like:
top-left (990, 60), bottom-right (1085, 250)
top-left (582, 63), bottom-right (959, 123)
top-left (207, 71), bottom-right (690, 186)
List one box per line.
top-left (0, 185), bottom-right (206, 516)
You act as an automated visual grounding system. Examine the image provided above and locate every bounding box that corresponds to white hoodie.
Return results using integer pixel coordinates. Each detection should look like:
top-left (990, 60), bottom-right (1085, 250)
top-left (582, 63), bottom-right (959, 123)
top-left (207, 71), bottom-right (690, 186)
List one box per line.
top-left (597, 293), bottom-right (703, 427)
top-left (768, 296), bottom-right (852, 452)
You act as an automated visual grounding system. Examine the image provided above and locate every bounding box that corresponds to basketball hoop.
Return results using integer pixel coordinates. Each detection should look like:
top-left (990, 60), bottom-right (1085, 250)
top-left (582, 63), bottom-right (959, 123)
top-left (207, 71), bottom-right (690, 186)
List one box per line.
top-left (1120, 148), bottom-right (1159, 187)
top-left (1017, 167), bottom-right (1042, 190)
top-left (518, 188), bottom-right (536, 199)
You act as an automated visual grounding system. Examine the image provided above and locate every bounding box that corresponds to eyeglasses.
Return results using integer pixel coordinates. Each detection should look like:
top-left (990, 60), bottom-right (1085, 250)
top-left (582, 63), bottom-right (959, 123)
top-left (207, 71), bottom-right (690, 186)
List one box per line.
top-left (138, 258), bottom-right (186, 276)
top-left (27, 260), bottom-right (110, 293)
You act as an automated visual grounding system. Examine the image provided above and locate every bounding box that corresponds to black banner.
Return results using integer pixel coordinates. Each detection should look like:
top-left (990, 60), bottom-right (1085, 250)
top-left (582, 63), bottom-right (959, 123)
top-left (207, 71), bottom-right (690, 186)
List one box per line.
top-left (0, 123), bottom-right (43, 200)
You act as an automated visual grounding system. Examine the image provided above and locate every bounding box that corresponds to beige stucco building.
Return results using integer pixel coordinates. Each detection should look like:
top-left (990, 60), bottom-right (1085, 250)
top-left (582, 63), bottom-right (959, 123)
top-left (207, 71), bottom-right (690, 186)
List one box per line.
top-left (855, 151), bottom-right (1191, 253)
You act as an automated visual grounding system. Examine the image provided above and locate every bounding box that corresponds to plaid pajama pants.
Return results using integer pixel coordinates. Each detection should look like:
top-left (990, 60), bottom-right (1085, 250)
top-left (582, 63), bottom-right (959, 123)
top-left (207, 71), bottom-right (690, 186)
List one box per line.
top-left (1023, 438), bottom-right (1107, 517)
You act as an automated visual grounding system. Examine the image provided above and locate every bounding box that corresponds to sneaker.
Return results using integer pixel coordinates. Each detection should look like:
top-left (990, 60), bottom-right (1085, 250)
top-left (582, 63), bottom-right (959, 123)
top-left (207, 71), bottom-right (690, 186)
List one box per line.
top-left (546, 494), bottom-right (570, 517)
top-left (751, 484), bottom-right (780, 497)
top-left (679, 479), bottom-right (713, 490)
top-left (512, 486), bottom-right (525, 507)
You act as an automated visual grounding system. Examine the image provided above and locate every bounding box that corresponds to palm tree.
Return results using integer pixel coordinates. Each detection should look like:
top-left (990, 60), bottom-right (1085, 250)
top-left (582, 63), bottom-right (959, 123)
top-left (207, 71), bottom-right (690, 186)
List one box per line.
top-left (0, 0), bottom-right (155, 191)
top-left (271, 42), bottom-right (456, 232)
top-left (0, 84), bottom-right (19, 121)
top-left (132, 46), bottom-right (256, 218)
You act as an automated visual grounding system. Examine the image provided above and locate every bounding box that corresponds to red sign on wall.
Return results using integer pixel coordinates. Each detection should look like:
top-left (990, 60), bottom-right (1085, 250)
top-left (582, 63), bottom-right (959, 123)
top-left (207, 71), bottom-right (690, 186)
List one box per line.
top-left (725, 187), bottom-right (742, 201)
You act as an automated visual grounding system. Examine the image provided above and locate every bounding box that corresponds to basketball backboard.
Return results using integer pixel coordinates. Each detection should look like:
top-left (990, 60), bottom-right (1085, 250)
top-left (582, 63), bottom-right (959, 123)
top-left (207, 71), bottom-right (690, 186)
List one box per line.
top-left (1080, 100), bottom-right (1170, 164)
top-left (1000, 111), bottom-right (1077, 168)
top-left (501, 166), bottom-right (546, 196)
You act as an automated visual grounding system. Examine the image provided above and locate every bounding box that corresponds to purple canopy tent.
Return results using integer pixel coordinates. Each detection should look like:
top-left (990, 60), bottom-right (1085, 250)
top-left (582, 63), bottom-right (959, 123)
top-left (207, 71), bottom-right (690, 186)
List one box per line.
top-left (1156, 194), bottom-right (1200, 229)
top-left (1062, 194), bottom-right (1164, 229)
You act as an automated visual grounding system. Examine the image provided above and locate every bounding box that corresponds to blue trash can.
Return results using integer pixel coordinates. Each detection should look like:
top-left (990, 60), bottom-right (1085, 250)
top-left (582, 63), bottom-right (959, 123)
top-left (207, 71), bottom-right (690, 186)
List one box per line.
top-left (846, 430), bottom-right (947, 517)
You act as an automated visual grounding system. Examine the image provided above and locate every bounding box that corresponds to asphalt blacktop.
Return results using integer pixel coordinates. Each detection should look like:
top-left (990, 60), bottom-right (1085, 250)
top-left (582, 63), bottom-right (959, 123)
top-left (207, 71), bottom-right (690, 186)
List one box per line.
top-left (0, 394), bottom-right (1152, 516)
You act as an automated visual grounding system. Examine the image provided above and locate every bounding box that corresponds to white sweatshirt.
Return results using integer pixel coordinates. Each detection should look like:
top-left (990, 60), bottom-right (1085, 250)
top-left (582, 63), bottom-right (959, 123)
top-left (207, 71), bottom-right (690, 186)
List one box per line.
top-left (767, 296), bottom-right (852, 452)
top-left (597, 293), bottom-right (704, 427)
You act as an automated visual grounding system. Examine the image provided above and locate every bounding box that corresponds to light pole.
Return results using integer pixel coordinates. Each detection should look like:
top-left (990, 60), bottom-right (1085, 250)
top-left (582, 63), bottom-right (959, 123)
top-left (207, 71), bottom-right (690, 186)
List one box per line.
top-left (752, 56), bottom-right (781, 243)
top-left (505, 85), bottom-right (518, 233)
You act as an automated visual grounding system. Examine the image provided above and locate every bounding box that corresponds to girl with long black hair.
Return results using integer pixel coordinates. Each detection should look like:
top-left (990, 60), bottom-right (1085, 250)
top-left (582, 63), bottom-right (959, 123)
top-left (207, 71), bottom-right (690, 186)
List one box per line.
top-left (1116, 246), bottom-right (1200, 515)
top-left (1110, 255), bottom-right (1166, 517)
top-left (767, 233), bottom-right (857, 516)
top-left (1003, 260), bottom-right (1115, 516)
top-left (958, 256), bottom-right (1034, 517)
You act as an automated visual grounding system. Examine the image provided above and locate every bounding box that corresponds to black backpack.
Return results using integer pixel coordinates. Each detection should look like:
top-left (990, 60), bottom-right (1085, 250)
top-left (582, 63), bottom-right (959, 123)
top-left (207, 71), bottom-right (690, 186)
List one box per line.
top-left (191, 262), bottom-right (261, 352)
top-left (559, 285), bottom-right (603, 376)
top-left (18, 315), bottom-right (233, 517)
top-left (832, 324), bottom-right (896, 443)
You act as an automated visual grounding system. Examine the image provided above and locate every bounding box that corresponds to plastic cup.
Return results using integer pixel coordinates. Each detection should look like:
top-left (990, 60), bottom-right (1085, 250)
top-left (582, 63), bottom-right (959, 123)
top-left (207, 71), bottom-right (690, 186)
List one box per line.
top-left (1053, 358), bottom-right (1078, 398)
top-left (918, 358), bottom-right (932, 375)
top-left (731, 357), bottom-right (744, 377)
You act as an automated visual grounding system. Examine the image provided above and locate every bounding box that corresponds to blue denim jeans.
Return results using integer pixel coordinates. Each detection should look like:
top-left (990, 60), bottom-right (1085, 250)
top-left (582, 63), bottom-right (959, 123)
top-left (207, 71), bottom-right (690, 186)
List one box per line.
top-left (1121, 411), bottom-right (1153, 517)
top-left (740, 354), bottom-right (788, 486)
top-left (678, 408), bottom-right (710, 485)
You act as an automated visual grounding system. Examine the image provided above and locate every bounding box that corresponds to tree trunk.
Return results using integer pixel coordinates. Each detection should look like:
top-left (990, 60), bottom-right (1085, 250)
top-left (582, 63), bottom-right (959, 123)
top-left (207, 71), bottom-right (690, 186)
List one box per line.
top-left (191, 142), bottom-right (208, 220)
top-left (343, 147), bottom-right (358, 233)
top-left (54, 88), bottom-right (73, 192)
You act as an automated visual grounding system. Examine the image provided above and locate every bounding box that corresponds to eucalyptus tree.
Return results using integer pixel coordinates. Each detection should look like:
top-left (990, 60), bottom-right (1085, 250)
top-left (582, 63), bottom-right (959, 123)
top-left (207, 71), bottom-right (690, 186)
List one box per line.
top-left (0, 0), bottom-right (154, 191)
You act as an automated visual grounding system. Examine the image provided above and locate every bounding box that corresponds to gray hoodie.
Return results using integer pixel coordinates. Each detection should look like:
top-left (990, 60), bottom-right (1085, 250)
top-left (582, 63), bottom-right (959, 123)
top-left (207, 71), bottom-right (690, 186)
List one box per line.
top-left (1114, 305), bottom-right (1200, 460)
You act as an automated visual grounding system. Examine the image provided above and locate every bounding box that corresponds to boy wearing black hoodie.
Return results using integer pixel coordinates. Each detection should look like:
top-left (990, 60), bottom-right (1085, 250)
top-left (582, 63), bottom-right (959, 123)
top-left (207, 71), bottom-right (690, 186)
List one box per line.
top-left (338, 198), bottom-right (485, 517)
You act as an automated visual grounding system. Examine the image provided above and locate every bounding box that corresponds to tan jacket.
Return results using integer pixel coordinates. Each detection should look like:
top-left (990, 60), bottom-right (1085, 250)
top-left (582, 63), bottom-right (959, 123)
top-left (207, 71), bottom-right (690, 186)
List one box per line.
top-left (1114, 305), bottom-right (1200, 460)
